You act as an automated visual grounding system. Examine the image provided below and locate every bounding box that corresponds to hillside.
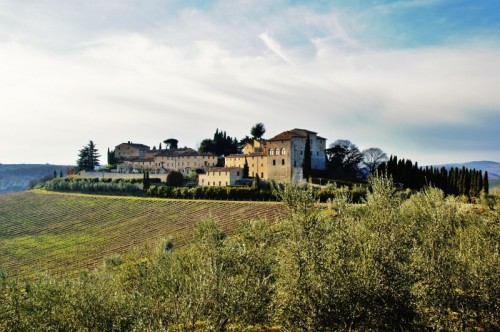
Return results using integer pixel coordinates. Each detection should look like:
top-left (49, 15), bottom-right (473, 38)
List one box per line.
top-left (434, 160), bottom-right (500, 179)
top-left (0, 191), bottom-right (288, 278)
top-left (0, 164), bottom-right (71, 194)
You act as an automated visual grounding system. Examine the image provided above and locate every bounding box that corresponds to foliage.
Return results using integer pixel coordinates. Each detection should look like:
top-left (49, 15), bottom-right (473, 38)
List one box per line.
top-left (166, 171), bottom-right (184, 187)
top-left (250, 123), bottom-right (266, 139)
top-left (362, 147), bottom-right (388, 175)
top-left (163, 138), bottom-right (179, 149)
top-left (325, 139), bottom-right (363, 181)
top-left (77, 140), bottom-right (100, 172)
top-left (243, 158), bottom-right (250, 178)
top-left (1, 177), bottom-right (497, 331)
top-left (198, 128), bottom-right (239, 156)
top-left (380, 155), bottom-right (488, 197)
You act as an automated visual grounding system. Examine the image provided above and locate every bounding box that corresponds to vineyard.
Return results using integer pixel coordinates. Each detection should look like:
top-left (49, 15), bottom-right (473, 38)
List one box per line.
top-left (0, 190), bottom-right (288, 278)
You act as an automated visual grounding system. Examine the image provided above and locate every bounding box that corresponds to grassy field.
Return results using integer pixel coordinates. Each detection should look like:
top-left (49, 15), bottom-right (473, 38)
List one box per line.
top-left (0, 190), bottom-right (288, 278)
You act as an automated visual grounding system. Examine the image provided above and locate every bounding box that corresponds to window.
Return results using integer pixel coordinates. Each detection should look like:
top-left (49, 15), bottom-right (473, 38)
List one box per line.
top-left (300, 150), bottom-right (303, 155)
top-left (281, 148), bottom-right (286, 155)
top-left (270, 149), bottom-right (274, 156)
top-left (273, 160), bottom-right (276, 166)
top-left (275, 148), bottom-right (279, 155)
top-left (237, 171), bottom-right (240, 176)
top-left (294, 161), bottom-right (297, 167)
top-left (261, 172), bottom-right (264, 178)
top-left (219, 181), bottom-right (221, 186)
top-left (317, 151), bottom-right (319, 156)
top-left (226, 182), bottom-right (228, 186)
top-left (282, 159), bottom-right (285, 165)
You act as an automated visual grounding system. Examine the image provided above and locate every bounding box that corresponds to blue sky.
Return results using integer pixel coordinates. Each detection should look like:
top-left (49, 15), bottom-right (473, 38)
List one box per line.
top-left (0, 0), bottom-right (499, 165)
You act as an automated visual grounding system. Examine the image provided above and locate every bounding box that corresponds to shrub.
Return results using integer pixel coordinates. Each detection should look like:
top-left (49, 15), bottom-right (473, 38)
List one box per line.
top-left (166, 171), bottom-right (184, 187)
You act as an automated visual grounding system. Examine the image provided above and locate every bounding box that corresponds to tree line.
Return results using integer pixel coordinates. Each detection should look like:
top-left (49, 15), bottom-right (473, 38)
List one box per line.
top-left (379, 155), bottom-right (489, 197)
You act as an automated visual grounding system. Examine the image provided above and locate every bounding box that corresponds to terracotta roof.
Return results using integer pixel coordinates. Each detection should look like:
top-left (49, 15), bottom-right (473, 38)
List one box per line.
top-left (269, 128), bottom-right (318, 141)
top-left (118, 142), bottom-right (150, 150)
top-left (124, 157), bottom-right (155, 162)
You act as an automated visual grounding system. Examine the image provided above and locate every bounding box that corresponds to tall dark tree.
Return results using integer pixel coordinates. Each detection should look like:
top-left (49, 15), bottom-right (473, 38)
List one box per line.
top-left (77, 140), bottom-right (100, 171)
top-left (198, 129), bottom-right (239, 156)
top-left (484, 171), bottom-right (489, 194)
top-left (302, 134), bottom-right (312, 180)
top-left (243, 157), bottom-right (249, 178)
top-left (325, 140), bottom-right (363, 181)
top-left (159, 142), bottom-right (162, 150)
top-left (163, 139), bottom-right (179, 149)
top-left (143, 171), bottom-right (151, 191)
top-left (107, 148), bottom-right (117, 166)
top-left (250, 123), bottom-right (266, 139)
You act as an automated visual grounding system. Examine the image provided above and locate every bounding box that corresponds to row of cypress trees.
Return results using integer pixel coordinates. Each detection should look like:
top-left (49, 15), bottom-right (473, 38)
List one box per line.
top-left (380, 155), bottom-right (489, 197)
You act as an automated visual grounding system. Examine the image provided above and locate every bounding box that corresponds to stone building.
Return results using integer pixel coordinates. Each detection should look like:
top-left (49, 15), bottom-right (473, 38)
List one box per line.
top-left (114, 142), bottom-right (150, 159)
top-left (153, 148), bottom-right (218, 174)
top-left (198, 167), bottom-right (243, 187)
top-left (117, 147), bottom-right (218, 175)
top-left (225, 129), bottom-right (326, 183)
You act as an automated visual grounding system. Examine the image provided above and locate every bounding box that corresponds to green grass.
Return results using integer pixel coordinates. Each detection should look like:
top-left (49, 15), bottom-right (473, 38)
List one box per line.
top-left (0, 190), bottom-right (288, 278)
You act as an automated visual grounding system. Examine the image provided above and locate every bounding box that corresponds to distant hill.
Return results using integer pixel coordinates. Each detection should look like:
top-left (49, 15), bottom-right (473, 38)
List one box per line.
top-left (433, 161), bottom-right (500, 179)
top-left (0, 164), bottom-right (73, 194)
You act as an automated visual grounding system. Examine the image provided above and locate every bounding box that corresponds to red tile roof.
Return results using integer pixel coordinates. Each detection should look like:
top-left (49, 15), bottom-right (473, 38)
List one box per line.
top-left (269, 128), bottom-right (318, 141)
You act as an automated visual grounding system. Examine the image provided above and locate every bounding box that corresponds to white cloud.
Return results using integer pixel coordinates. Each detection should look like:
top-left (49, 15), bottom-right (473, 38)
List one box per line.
top-left (0, 1), bottom-right (499, 165)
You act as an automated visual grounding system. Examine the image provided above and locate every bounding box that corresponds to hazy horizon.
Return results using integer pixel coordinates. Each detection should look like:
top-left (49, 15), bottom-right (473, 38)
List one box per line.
top-left (1, 1), bottom-right (499, 165)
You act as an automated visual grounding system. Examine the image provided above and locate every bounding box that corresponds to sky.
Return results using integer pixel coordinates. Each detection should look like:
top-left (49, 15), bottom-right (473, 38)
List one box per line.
top-left (0, 0), bottom-right (499, 165)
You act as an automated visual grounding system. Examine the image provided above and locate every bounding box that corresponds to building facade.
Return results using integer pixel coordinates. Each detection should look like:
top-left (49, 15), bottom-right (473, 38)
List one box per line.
top-left (115, 142), bottom-right (150, 159)
top-left (116, 147), bottom-right (218, 175)
top-left (225, 129), bottom-right (326, 183)
top-left (198, 167), bottom-right (243, 187)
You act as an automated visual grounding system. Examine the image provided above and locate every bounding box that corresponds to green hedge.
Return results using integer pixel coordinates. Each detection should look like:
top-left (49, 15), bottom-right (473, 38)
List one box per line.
top-left (148, 185), bottom-right (366, 203)
top-left (43, 178), bottom-right (145, 195)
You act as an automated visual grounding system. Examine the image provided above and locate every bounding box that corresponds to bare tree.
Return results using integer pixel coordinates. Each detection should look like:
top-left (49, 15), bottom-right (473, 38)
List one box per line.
top-left (362, 147), bottom-right (388, 175)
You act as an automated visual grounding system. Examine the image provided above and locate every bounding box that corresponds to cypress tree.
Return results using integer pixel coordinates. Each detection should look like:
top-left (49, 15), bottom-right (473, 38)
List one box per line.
top-left (440, 167), bottom-right (448, 194)
top-left (143, 171), bottom-right (151, 191)
top-left (484, 171), bottom-right (489, 194)
top-left (59, 170), bottom-right (63, 178)
top-left (302, 134), bottom-right (312, 180)
top-left (243, 157), bottom-right (249, 178)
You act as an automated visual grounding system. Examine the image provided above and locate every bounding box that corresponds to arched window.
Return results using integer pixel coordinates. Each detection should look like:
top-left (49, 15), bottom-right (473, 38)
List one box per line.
top-left (269, 149), bottom-right (274, 156)
top-left (281, 148), bottom-right (286, 155)
top-left (275, 148), bottom-right (279, 155)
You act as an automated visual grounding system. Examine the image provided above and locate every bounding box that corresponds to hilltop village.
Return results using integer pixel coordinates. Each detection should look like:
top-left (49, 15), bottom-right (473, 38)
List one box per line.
top-left (113, 128), bottom-right (326, 186)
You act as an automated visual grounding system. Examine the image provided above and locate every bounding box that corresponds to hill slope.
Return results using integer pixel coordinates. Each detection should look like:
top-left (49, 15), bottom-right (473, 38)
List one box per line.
top-left (0, 164), bottom-right (71, 193)
top-left (0, 191), bottom-right (288, 278)
top-left (434, 161), bottom-right (500, 179)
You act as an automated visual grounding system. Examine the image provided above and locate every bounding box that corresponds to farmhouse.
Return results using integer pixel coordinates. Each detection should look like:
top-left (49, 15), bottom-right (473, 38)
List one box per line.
top-left (198, 167), bottom-right (243, 187)
top-left (114, 128), bottom-right (326, 184)
top-left (116, 146), bottom-right (218, 175)
top-left (225, 129), bottom-right (326, 183)
top-left (115, 142), bottom-right (150, 159)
